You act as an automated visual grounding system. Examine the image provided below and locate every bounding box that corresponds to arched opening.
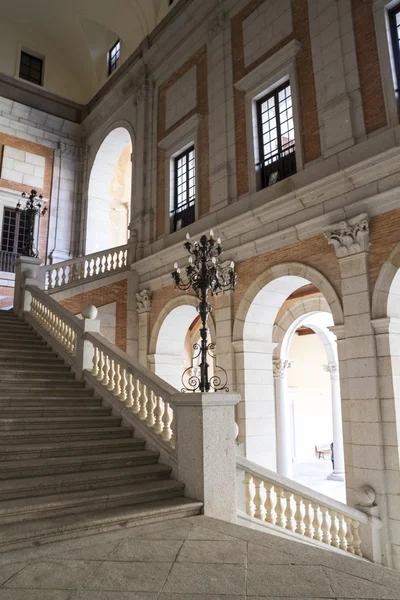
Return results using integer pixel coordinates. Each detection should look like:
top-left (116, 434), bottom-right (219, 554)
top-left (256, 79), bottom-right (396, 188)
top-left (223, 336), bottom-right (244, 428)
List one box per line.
top-left (86, 127), bottom-right (132, 254)
top-left (233, 263), bottom-right (344, 487)
top-left (152, 300), bottom-right (216, 390)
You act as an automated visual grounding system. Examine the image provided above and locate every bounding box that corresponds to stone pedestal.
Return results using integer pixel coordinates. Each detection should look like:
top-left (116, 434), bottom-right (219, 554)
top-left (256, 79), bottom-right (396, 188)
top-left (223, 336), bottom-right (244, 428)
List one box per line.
top-left (171, 392), bottom-right (240, 523)
top-left (13, 256), bottom-right (43, 316)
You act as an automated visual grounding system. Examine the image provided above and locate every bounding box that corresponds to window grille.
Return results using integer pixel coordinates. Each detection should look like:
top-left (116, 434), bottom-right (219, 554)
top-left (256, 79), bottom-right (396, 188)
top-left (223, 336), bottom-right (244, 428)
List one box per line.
top-left (1, 208), bottom-right (29, 254)
top-left (108, 40), bottom-right (121, 76)
top-left (256, 82), bottom-right (296, 189)
top-left (19, 51), bottom-right (43, 86)
top-left (171, 146), bottom-right (195, 232)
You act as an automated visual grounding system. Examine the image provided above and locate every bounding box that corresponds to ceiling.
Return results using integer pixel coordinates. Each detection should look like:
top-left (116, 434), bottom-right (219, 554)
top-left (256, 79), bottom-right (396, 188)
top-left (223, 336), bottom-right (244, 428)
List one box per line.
top-left (0, 0), bottom-right (173, 103)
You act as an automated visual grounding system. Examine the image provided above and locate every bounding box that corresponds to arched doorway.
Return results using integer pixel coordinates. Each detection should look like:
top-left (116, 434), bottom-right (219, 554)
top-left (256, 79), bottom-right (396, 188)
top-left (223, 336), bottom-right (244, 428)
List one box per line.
top-left (86, 127), bottom-right (133, 254)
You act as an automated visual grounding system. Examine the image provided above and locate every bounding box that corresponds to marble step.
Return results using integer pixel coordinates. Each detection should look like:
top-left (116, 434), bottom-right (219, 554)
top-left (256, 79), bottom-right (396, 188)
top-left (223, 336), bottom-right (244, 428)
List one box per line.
top-left (0, 381), bottom-right (89, 391)
top-left (0, 436), bottom-right (145, 460)
top-left (0, 389), bottom-right (96, 399)
top-left (0, 463), bottom-right (171, 500)
top-left (0, 368), bottom-right (74, 379)
top-left (0, 406), bottom-right (112, 417)
top-left (0, 355), bottom-right (64, 364)
top-left (0, 415), bottom-right (122, 430)
top-left (0, 426), bottom-right (133, 444)
top-left (0, 479), bottom-right (186, 524)
top-left (0, 497), bottom-right (203, 552)
top-left (0, 348), bottom-right (55, 357)
top-left (0, 397), bottom-right (103, 407)
top-left (0, 449), bottom-right (159, 479)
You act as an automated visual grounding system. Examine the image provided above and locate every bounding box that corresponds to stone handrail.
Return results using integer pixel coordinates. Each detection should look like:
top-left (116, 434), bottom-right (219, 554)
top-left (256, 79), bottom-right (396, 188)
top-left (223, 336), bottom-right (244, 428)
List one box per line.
top-left (236, 456), bottom-right (382, 563)
top-left (86, 332), bottom-right (177, 448)
top-left (43, 244), bottom-right (128, 292)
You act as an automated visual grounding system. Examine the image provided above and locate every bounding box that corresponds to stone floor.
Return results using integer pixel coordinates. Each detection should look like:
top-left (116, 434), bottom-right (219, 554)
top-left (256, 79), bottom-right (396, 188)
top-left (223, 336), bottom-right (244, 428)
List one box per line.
top-left (292, 460), bottom-right (346, 504)
top-left (0, 515), bottom-right (399, 599)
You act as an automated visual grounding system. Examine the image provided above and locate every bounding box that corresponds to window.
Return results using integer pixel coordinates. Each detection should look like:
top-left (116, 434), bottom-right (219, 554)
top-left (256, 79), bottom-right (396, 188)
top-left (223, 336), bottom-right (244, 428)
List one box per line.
top-left (256, 81), bottom-right (296, 189)
top-left (389, 5), bottom-right (400, 91)
top-left (171, 146), bottom-right (195, 232)
top-left (19, 51), bottom-right (43, 86)
top-left (108, 40), bottom-right (120, 76)
top-left (0, 208), bottom-right (30, 271)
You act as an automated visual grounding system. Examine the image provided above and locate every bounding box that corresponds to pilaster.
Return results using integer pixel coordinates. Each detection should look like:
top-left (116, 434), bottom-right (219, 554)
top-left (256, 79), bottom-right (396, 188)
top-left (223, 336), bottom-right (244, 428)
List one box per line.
top-left (136, 288), bottom-right (152, 370)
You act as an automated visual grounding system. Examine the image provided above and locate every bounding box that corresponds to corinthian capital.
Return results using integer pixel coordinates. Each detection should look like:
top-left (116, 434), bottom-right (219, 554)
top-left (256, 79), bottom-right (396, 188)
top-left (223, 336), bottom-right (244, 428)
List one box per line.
top-left (273, 359), bottom-right (293, 379)
top-left (323, 213), bottom-right (369, 257)
top-left (136, 289), bottom-right (152, 314)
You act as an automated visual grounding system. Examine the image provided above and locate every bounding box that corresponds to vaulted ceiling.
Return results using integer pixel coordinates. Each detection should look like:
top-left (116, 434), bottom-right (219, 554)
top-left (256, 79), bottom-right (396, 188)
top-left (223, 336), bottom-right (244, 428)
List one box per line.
top-left (0, 0), bottom-right (173, 103)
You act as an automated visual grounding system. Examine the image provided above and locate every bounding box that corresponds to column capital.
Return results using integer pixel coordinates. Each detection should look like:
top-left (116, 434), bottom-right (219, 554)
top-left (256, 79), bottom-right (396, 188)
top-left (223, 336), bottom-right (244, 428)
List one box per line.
top-left (324, 362), bottom-right (340, 379)
top-left (323, 213), bottom-right (370, 257)
top-left (136, 289), bottom-right (152, 314)
top-left (273, 358), bottom-right (293, 379)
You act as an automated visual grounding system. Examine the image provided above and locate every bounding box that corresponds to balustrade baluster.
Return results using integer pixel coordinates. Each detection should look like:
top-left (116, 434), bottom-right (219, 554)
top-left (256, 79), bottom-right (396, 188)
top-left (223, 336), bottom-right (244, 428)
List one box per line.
top-left (133, 378), bottom-right (141, 413)
top-left (294, 494), bottom-right (305, 535)
top-left (169, 410), bottom-right (175, 447)
top-left (145, 391), bottom-right (156, 427)
top-left (113, 252), bottom-right (117, 270)
top-left (303, 499), bottom-right (313, 538)
top-left (330, 511), bottom-right (339, 548)
top-left (119, 368), bottom-right (127, 402)
top-left (107, 359), bottom-right (116, 391)
top-left (245, 473), bottom-right (255, 518)
top-left (352, 520), bottom-right (362, 556)
top-left (264, 482), bottom-right (276, 524)
top-left (275, 487), bottom-right (285, 527)
top-left (126, 373), bottom-right (134, 407)
top-left (101, 255), bottom-right (106, 274)
top-left (338, 514), bottom-right (347, 551)
top-left (97, 351), bottom-right (105, 382)
top-left (92, 347), bottom-right (99, 377)
top-left (107, 254), bottom-right (112, 272)
top-left (321, 507), bottom-right (331, 545)
top-left (103, 356), bottom-right (110, 387)
top-left (284, 490), bottom-right (295, 532)
top-left (84, 260), bottom-right (89, 279)
top-left (253, 477), bottom-right (266, 521)
top-left (139, 384), bottom-right (148, 420)
top-left (154, 396), bottom-right (164, 434)
top-left (113, 363), bottom-right (122, 396)
top-left (312, 503), bottom-right (322, 541)
top-left (344, 516), bottom-right (354, 553)
top-left (161, 401), bottom-right (172, 441)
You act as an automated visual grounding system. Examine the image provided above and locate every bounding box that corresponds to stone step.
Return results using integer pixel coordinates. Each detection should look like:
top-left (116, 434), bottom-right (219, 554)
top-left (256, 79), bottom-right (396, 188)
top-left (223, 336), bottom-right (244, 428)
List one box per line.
top-left (0, 437), bottom-right (145, 460)
top-left (0, 449), bottom-right (159, 480)
top-left (0, 390), bottom-right (96, 400)
top-left (0, 426), bottom-right (133, 444)
top-left (0, 416), bottom-right (122, 430)
top-left (0, 381), bottom-right (88, 391)
top-left (0, 369), bottom-right (74, 379)
top-left (0, 497), bottom-right (203, 552)
top-left (0, 341), bottom-right (48, 349)
top-left (0, 479), bottom-right (186, 524)
top-left (0, 356), bottom-right (64, 365)
top-left (0, 397), bottom-right (102, 407)
top-left (0, 406), bottom-right (111, 417)
top-left (0, 362), bottom-right (70, 371)
top-left (0, 463), bottom-right (170, 499)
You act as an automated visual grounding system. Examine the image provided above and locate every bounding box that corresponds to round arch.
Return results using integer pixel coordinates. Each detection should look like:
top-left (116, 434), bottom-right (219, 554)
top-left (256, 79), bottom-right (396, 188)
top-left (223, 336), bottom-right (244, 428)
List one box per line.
top-left (372, 242), bottom-right (400, 319)
top-left (273, 296), bottom-right (331, 350)
top-left (86, 124), bottom-right (134, 254)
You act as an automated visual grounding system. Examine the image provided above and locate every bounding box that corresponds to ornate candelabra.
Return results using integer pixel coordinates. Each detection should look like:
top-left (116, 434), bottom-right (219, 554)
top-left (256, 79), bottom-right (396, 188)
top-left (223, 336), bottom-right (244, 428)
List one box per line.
top-left (16, 189), bottom-right (47, 258)
top-left (172, 230), bottom-right (236, 392)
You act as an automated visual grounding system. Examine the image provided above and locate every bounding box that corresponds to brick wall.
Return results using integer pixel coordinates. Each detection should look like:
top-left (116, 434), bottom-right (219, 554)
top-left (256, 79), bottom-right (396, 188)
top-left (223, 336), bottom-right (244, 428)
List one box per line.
top-left (60, 280), bottom-right (127, 351)
top-left (0, 285), bottom-right (13, 309)
top-left (156, 45), bottom-right (209, 238)
top-left (369, 210), bottom-right (400, 288)
top-left (351, 0), bottom-right (387, 134)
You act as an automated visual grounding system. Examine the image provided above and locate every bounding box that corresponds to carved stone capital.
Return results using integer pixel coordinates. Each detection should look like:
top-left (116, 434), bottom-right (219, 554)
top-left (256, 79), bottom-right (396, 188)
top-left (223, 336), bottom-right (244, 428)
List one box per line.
top-left (133, 80), bottom-right (153, 108)
top-left (323, 213), bottom-right (370, 257)
top-left (323, 362), bottom-right (339, 379)
top-left (207, 11), bottom-right (226, 40)
top-left (273, 359), bottom-right (293, 379)
top-left (59, 142), bottom-right (87, 161)
top-left (136, 289), bottom-right (152, 314)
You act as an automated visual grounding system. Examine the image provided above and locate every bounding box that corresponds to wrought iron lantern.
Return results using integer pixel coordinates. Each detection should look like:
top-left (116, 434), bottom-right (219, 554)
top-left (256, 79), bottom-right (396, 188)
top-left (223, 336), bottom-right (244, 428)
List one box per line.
top-left (172, 230), bottom-right (236, 392)
top-left (16, 189), bottom-right (47, 258)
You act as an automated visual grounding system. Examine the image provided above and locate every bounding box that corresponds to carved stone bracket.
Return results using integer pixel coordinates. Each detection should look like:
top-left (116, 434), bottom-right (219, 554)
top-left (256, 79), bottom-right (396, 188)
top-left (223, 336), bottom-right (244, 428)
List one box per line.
top-left (273, 359), bottom-right (293, 379)
top-left (323, 213), bottom-right (370, 258)
top-left (136, 289), bottom-right (152, 314)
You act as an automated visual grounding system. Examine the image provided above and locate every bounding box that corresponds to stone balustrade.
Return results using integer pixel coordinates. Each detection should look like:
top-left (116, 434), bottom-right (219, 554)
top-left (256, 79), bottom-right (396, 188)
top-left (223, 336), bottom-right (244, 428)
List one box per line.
top-left (87, 333), bottom-right (176, 448)
top-left (236, 456), bottom-right (382, 564)
top-left (43, 244), bottom-right (128, 292)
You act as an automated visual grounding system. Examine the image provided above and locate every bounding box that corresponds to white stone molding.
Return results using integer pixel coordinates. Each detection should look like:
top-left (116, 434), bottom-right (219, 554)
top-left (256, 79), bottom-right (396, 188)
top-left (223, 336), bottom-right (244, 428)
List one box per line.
top-left (323, 213), bottom-right (370, 257)
top-left (272, 358), bottom-right (293, 379)
top-left (136, 289), bottom-right (152, 314)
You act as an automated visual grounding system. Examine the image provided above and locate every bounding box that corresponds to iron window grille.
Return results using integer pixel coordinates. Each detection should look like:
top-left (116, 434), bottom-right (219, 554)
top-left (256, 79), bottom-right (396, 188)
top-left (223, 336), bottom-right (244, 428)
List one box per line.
top-left (256, 81), bottom-right (296, 189)
top-left (171, 146), bottom-right (195, 232)
top-left (389, 5), bottom-right (400, 93)
top-left (1, 207), bottom-right (30, 254)
top-left (19, 51), bottom-right (43, 86)
top-left (108, 40), bottom-right (121, 76)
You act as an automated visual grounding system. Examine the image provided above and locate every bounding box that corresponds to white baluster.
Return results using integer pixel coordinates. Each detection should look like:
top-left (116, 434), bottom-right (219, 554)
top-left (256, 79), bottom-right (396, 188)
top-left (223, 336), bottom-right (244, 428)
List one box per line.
top-left (92, 347), bottom-right (99, 377)
top-left (107, 359), bottom-right (116, 391)
top-left (126, 373), bottom-right (134, 407)
top-left (133, 378), bottom-right (141, 413)
top-left (275, 487), bottom-right (285, 528)
top-left (345, 516), bottom-right (354, 553)
top-left (352, 520), bottom-right (362, 556)
top-left (169, 410), bottom-right (175, 447)
top-left (321, 507), bottom-right (331, 545)
top-left (253, 477), bottom-right (266, 521)
top-left (103, 356), bottom-right (110, 387)
top-left (119, 368), bottom-right (127, 402)
top-left (330, 511), bottom-right (339, 548)
top-left (139, 384), bottom-right (148, 420)
top-left (284, 490), bottom-right (295, 532)
top-left (264, 482), bottom-right (276, 525)
top-left (113, 362), bottom-right (121, 396)
top-left (303, 499), bottom-right (313, 538)
top-left (97, 351), bottom-right (105, 382)
top-left (338, 514), bottom-right (347, 551)
top-left (245, 473), bottom-right (255, 517)
top-left (161, 401), bottom-right (172, 441)
top-left (145, 390), bottom-right (155, 427)
top-left (312, 503), bottom-right (322, 542)
top-left (294, 494), bottom-right (305, 535)
top-left (154, 396), bottom-right (164, 434)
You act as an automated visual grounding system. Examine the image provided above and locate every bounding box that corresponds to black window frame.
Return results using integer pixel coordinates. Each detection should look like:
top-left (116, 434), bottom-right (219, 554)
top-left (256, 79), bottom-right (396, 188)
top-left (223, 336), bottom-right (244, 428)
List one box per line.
top-left (171, 146), bottom-right (196, 232)
top-left (1, 207), bottom-right (29, 255)
top-left (389, 5), bottom-right (400, 92)
top-left (256, 81), bottom-right (296, 190)
top-left (108, 40), bottom-right (121, 76)
top-left (19, 50), bottom-right (44, 87)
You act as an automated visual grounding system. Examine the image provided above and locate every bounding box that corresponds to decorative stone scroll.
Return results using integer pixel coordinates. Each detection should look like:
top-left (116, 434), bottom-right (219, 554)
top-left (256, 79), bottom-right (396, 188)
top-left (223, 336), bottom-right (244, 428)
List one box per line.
top-left (136, 289), bottom-right (152, 314)
top-left (273, 359), bottom-right (293, 379)
top-left (323, 214), bottom-right (370, 258)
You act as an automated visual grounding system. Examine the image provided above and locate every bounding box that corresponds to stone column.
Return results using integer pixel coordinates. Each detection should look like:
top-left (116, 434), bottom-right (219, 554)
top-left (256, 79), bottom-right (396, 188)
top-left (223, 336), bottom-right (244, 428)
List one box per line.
top-left (214, 290), bottom-right (235, 391)
top-left (136, 289), bottom-right (152, 370)
top-left (324, 362), bottom-right (345, 481)
top-left (273, 359), bottom-right (293, 479)
top-left (324, 214), bottom-right (397, 567)
top-left (171, 392), bottom-right (240, 522)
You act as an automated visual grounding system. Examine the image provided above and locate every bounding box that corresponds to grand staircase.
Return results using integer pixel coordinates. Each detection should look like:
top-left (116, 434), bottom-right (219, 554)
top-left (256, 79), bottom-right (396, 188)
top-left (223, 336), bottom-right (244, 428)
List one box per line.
top-left (0, 311), bottom-right (202, 550)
